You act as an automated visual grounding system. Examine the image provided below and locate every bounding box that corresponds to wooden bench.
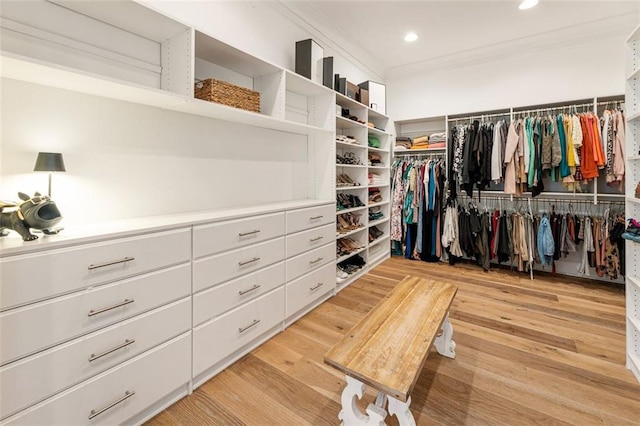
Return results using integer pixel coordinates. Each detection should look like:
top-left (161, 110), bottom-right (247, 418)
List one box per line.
top-left (324, 276), bottom-right (457, 426)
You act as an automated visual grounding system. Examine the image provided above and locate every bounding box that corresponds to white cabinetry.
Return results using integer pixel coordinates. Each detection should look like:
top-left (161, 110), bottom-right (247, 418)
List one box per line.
top-left (335, 93), bottom-right (392, 291)
top-left (0, 228), bottom-right (193, 424)
top-left (625, 23), bottom-right (640, 383)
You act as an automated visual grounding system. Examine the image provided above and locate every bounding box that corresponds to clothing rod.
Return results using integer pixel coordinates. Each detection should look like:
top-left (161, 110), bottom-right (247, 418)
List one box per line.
top-left (513, 102), bottom-right (594, 116)
top-left (448, 112), bottom-right (508, 121)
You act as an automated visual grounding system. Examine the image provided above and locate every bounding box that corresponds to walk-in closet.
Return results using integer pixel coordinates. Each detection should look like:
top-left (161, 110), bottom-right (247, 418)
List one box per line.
top-left (1, 1), bottom-right (639, 425)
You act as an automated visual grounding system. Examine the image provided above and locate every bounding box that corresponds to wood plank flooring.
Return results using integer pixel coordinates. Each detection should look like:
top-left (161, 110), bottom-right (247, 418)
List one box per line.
top-left (146, 257), bottom-right (640, 425)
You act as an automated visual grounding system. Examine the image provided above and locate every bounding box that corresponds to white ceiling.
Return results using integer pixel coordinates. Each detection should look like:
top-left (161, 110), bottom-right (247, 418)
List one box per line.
top-left (277, 0), bottom-right (640, 80)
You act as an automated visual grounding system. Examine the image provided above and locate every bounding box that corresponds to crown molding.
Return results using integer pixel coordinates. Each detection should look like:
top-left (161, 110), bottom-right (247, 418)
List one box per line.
top-left (267, 1), bottom-right (386, 82)
top-left (384, 13), bottom-right (637, 81)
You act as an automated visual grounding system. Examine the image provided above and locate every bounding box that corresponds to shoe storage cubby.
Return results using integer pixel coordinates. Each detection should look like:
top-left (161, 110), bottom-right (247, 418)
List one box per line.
top-left (333, 92), bottom-right (391, 291)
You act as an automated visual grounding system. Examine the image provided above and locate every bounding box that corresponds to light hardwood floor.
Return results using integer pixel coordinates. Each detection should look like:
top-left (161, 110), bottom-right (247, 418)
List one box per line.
top-left (147, 257), bottom-right (640, 425)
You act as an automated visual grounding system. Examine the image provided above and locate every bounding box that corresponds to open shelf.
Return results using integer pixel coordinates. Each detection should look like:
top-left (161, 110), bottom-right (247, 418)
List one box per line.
top-left (628, 111), bottom-right (640, 122)
top-left (336, 267), bottom-right (368, 292)
top-left (368, 201), bottom-right (390, 209)
top-left (1, 53), bottom-right (333, 137)
top-left (395, 147), bottom-right (446, 154)
top-left (336, 226), bottom-right (366, 239)
top-left (284, 70), bottom-right (331, 96)
top-left (337, 186), bottom-right (366, 191)
top-left (368, 146), bottom-right (389, 153)
top-left (336, 164), bottom-right (367, 169)
top-left (368, 248), bottom-right (390, 268)
top-left (336, 206), bottom-right (367, 215)
top-left (336, 92), bottom-right (366, 110)
top-left (337, 116), bottom-right (367, 130)
top-left (337, 247), bottom-right (367, 264)
top-left (336, 141), bottom-right (367, 149)
top-left (369, 217), bottom-right (389, 228)
top-left (628, 67), bottom-right (640, 82)
top-left (369, 235), bottom-right (390, 248)
top-left (368, 127), bottom-right (391, 136)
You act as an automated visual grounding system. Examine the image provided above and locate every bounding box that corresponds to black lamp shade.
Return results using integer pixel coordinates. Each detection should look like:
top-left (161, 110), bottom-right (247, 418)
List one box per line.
top-left (34, 152), bottom-right (66, 172)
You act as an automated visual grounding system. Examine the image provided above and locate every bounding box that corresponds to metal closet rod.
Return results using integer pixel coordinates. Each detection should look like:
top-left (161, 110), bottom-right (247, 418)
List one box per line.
top-left (512, 102), bottom-right (595, 116)
top-left (448, 111), bottom-right (508, 122)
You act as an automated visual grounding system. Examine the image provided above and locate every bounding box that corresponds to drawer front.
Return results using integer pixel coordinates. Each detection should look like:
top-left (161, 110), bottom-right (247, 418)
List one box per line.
top-left (193, 212), bottom-right (285, 258)
top-left (2, 333), bottom-right (191, 426)
top-left (0, 298), bottom-right (191, 420)
top-left (285, 242), bottom-right (335, 282)
top-left (0, 228), bottom-right (191, 311)
top-left (286, 263), bottom-right (335, 319)
top-left (193, 237), bottom-right (284, 293)
top-left (193, 262), bottom-right (285, 326)
top-left (285, 204), bottom-right (334, 234)
top-left (0, 263), bottom-right (190, 365)
top-left (193, 287), bottom-right (284, 377)
top-left (285, 224), bottom-right (335, 258)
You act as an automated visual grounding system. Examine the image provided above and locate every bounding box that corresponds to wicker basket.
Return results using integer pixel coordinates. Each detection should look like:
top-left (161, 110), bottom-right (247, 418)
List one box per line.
top-left (194, 78), bottom-right (261, 113)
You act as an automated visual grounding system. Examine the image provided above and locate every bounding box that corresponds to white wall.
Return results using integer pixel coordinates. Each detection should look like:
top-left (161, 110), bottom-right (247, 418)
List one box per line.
top-left (0, 79), bottom-right (308, 225)
top-left (386, 36), bottom-right (627, 121)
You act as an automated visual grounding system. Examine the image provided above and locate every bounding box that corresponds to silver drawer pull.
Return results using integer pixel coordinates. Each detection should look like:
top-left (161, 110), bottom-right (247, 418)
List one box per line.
top-left (310, 215), bottom-right (323, 220)
top-left (239, 229), bottom-right (261, 237)
top-left (88, 257), bottom-right (135, 270)
top-left (238, 257), bottom-right (260, 266)
top-left (309, 236), bottom-right (324, 242)
top-left (310, 282), bottom-right (324, 291)
top-left (88, 339), bottom-right (135, 362)
top-left (238, 284), bottom-right (261, 296)
top-left (239, 319), bottom-right (260, 333)
top-left (309, 257), bottom-right (323, 264)
top-left (89, 390), bottom-right (135, 419)
top-left (88, 299), bottom-right (134, 317)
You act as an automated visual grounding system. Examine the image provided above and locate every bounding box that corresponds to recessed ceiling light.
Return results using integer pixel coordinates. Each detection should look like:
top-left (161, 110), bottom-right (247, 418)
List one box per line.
top-left (519, 0), bottom-right (539, 10)
top-left (404, 32), bottom-right (418, 42)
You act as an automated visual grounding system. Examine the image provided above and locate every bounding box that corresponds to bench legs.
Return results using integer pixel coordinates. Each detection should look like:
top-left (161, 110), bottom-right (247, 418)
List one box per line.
top-left (434, 312), bottom-right (456, 359)
top-left (338, 376), bottom-right (416, 426)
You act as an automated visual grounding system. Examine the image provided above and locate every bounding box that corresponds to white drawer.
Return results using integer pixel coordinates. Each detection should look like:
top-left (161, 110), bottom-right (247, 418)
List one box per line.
top-left (0, 297), bottom-right (190, 420)
top-left (286, 224), bottom-right (335, 258)
top-left (0, 263), bottom-right (190, 365)
top-left (193, 287), bottom-right (284, 377)
top-left (286, 204), bottom-right (335, 234)
top-left (2, 333), bottom-right (191, 426)
top-left (285, 243), bottom-right (335, 282)
top-left (193, 212), bottom-right (285, 258)
top-left (193, 237), bottom-right (284, 293)
top-left (286, 262), bottom-right (335, 319)
top-left (0, 228), bottom-right (191, 311)
top-left (193, 262), bottom-right (285, 326)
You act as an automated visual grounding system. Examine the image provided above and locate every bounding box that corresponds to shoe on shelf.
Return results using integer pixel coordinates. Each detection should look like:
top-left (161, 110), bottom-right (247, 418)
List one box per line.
top-left (636, 181), bottom-right (640, 198)
top-left (336, 267), bottom-right (348, 281)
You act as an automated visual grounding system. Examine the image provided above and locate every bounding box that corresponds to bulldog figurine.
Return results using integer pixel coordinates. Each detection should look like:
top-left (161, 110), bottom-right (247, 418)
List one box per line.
top-left (0, 192), bottom-right (63, 241)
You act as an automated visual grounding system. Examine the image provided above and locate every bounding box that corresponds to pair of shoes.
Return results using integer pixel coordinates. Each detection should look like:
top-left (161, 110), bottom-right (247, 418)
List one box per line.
top-left (369, 207), bottom-right (383, 221)
top-left (337, 237), bottom-right (365, 257)
top-left (368, 226), bottom-right (384, 242)
top-left (636, 181), bottom-right (640, 198)
top-left (337, 212), bottom-right (363, 234)
top-left (337, 193), bottom-right (365, 210)
top-left (336, 267), bottom-right (348, 283)
top-left (337, 174), bottom-right (360, 187)
top-left (337, 254), bottom-right (367, 275)
top-left (336, 135), bottom-right (358, 145)
top-left (337, 152), bottom-right (363, 165)
top-left (368, 189), bottom-right (382, 204)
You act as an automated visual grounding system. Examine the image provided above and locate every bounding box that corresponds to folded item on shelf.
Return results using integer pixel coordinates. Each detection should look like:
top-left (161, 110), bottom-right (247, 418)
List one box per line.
top-left (368, 135), bottom-right (381, 148)
top-left (412, 135), bottom-right (429, 144)
top-left (394, 146), bottom-right (409, 151)
top-left (430, 132), bottom-right (446, 139)
top-left (410, 144), bottom-right (429, 149)
top-left (426, 141), bottom-right (446, 148)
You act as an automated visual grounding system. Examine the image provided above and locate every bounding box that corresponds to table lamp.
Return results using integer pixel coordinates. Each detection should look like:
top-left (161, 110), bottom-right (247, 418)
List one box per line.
top-left (33, 152), bottom-right (66, 197)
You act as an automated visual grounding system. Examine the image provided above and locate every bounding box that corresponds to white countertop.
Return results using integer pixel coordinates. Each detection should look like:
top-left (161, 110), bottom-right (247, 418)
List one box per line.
top-left (0, 199), bottom-right (334, 257)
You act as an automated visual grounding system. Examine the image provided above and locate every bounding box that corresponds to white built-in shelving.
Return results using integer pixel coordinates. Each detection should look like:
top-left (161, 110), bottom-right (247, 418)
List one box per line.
top-left (626, 21), bottom-right (640, 383)
top-left (335, 92), bottom-right (391, 288)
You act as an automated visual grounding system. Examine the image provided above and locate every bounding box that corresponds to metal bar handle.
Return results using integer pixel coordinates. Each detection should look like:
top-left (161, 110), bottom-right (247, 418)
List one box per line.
top-left (88, 299), bottom-right (134, 317)
top-left (238, 257), bottom-right (260, 266)
top-left (309, 257), bottom-right (323, 264)
top-left (310, 215), bottom-right (323, 220)
top-left (310, 282), bottom-right (324, 291)
top-left (238, 284), bottom-right (261, 296)
top-left (309, 236), bottom-right (324, 242)
top-left (88, 390), bottom-right (135, 419)
top-left (238, 319), bottom-right (260, 333)
top-left (88, 339), bottom-right (136, 362)
top-left (238, 229), bottom-right (260, 237)
top-left (88, 257), bottom-right (135, 270)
